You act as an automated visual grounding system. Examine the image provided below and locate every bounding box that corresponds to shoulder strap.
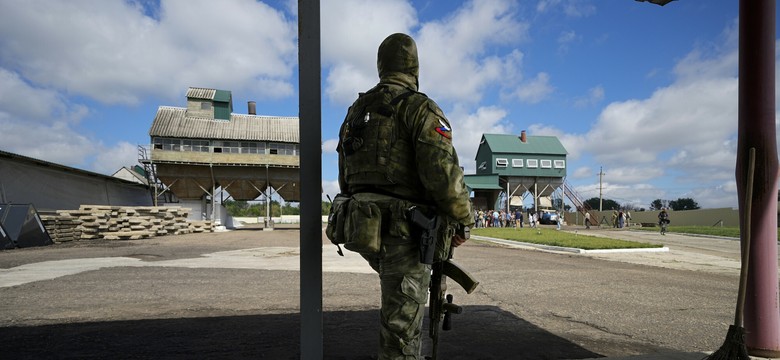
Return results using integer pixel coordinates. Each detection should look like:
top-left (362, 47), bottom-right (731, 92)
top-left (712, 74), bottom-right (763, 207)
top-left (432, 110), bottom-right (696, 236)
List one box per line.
top-left (390, 90), bottom-right (415, 106)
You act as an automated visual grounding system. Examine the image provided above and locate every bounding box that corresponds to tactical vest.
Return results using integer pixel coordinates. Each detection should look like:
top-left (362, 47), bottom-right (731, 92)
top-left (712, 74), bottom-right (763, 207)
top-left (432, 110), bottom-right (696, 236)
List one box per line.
top-left (339, 85), bottom-right (427, 200)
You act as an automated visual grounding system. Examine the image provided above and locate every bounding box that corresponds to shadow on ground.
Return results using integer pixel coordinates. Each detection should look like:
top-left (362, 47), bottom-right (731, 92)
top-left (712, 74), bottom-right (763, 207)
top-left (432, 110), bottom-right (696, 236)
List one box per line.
top-left (0, 306), bottom-right (602, 359)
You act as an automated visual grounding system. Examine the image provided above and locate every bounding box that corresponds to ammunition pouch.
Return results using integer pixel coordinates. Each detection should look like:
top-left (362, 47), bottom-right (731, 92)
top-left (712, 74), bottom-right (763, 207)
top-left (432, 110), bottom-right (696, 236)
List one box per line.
top-left (325, 194), bottom-right (351, 244)
top-left (343, 198), bottom-right (382, 254)
top-left (329, 192), bottom-right (415, 255)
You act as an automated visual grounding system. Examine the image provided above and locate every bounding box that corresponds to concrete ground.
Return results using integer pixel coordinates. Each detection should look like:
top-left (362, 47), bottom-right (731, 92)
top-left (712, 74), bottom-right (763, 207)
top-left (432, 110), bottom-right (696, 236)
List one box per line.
top-left (0, 224), bottom-right (773, 359)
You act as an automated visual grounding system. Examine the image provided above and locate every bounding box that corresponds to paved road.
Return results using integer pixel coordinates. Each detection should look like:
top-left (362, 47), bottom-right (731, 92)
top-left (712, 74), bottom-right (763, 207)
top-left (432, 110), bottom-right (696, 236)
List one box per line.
top-left (0, 225), bottom-right (757, 359)
top-left (567, 227), bottom-right (780, 275)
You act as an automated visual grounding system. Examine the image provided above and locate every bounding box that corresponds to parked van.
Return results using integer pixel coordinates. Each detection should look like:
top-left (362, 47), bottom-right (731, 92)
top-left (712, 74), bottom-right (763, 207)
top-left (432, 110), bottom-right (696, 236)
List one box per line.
top-left (539, 209), bottom-right (559, 225)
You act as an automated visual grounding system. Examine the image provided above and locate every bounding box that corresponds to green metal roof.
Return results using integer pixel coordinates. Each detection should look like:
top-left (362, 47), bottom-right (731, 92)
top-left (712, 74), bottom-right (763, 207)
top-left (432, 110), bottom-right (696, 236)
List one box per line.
top-left (464, 174), bottom-right (503, 190)
top-left (480, 134), bottom-right (568, 156)
top-left (214, 89), bottom-right (232, 103)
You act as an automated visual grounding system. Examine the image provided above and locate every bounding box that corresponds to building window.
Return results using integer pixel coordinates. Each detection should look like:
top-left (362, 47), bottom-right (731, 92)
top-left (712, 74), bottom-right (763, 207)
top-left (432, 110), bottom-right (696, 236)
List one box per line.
top-left (527, 159), bottom-right (538, 168)
top-left (554, 160), bottom-right (566, 169)
top-left (201, 102), bottom-right (212, 110)
top-left (269, 142), bottom-right (299, 156)
top-left (213, 141), bottom-right (240, 154)
top-left (241, 142), bottom-right (258, 154)
top-left (182, 139), bottom-right (209, 152)
top-left (512, 159), bottom-right (523, 167)
top-left (541, 159), bottom-right (552, 168)
top-left (240, 142), bottom-right (268, 154)
top-left (496, 158), bottom-right (508, 168)
top-left (154, 138), bottom-right (181, 151)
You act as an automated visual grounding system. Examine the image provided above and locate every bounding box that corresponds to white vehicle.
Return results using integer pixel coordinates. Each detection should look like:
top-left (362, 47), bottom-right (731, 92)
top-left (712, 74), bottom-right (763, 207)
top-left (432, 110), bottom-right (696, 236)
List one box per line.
top-left (539, 209), bottom-right (558, 225)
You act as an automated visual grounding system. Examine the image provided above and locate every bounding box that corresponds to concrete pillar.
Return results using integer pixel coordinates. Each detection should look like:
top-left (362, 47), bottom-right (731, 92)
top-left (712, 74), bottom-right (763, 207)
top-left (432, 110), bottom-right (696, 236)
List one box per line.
top-left (737, 0), bottom-right (780, 356)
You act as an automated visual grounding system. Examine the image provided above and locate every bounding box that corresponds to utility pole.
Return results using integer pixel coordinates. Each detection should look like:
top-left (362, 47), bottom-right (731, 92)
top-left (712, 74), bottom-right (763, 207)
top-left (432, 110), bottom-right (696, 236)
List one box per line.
top-left (598, 167), bottom-right (605, 211)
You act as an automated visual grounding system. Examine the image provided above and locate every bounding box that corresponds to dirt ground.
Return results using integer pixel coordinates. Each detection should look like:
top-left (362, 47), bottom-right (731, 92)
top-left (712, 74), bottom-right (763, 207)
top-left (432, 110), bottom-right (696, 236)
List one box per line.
top-left (0, 225), bottom-right (734, 359)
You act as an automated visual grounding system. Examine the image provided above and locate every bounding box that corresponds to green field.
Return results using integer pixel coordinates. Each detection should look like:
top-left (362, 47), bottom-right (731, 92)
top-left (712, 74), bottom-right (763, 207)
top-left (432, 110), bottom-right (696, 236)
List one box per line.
top-left (471, 227), bottom-right (662, 250)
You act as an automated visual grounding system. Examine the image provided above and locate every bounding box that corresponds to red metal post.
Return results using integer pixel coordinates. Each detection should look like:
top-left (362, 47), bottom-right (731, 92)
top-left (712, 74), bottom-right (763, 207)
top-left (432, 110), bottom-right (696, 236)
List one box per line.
top-left (737, 0), bottom-right (780, 357)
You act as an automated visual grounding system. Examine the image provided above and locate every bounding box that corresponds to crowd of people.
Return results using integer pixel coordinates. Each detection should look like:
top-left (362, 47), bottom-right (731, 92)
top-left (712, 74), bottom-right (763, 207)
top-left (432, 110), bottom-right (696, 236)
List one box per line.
top-left (610, 209), bottom-right (632, 228)
top-left (473, 208), bottom-right (556, 229)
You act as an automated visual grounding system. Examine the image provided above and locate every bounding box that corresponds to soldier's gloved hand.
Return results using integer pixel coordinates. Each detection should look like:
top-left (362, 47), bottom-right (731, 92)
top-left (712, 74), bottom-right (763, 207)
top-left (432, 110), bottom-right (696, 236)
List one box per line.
top-left (452, 234), bottom-right (467, 247)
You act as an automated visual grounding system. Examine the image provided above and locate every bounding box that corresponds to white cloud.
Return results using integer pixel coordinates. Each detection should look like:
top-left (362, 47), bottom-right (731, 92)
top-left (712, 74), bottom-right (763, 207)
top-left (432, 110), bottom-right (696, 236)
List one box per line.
top-left (536, 0), bottom-right (560, 13)
top-left (511, 72), bottom-right (554, 104)
top-left (417, 0), bottom-right (529, 103)
top-left (92, 141), bottom-right (140, 175)
top-left (574, 85), bottom-right (604, 108)
top-left (0, 0), bottom-right (298, 105)
top-left (324, 64), bottom-right (378, 108)
top-left (0, 115), bottom-right (95, 168)
top-left (572, 166), bottom-right (593, 179)
top-left (557, 30), bottom-right (579, 54)
top-left (448, 105), bottom-right (513, 173)
top-left (562, 1), bottom-right (596, 18)
top-left (322, 138), bottom-right (339, 154)
top-left (321, 0), bottom-right (530, 106)
top-left (526, 124), bottom-right (585, 161)
top-left (321, 0), bottom-right (417, 67)
top-left (531, 23), bottom-right (743, 208)
top-left (683, 180), bottom-right (738, 209)
top-left (536, 0), bottom-right (596, 18)
top-left (322, 179), bottom-right (341, 201)
top-left (0, 68), bottom-right (95, 168)
top-left (321, 0), bottom-right (526, 177)
top-left (0, 69), bottom-right (88, 125)
top-left (0, 0), bottom-right (298, 174)
top-left (601, 166), bottom-right (664, 184)
top-left (321, 0), bottom-right (418, 106)
top-left (588, 77), bottom-right (738, 169)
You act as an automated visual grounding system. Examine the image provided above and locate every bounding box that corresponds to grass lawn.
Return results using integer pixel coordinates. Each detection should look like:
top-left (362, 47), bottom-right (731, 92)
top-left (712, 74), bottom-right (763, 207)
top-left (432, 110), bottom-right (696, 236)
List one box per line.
top-left (471, 227), bottom-right (662, 250)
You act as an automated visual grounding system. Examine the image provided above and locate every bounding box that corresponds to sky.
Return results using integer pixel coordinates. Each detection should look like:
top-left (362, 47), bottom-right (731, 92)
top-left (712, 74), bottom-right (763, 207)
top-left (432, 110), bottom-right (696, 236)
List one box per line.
top-left (0, 0), bottom-right (774, 210)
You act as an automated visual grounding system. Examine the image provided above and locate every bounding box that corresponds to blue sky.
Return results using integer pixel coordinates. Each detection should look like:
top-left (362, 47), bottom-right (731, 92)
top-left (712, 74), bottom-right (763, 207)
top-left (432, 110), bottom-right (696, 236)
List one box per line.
top-left (0, 0), bottom-right (772, 209)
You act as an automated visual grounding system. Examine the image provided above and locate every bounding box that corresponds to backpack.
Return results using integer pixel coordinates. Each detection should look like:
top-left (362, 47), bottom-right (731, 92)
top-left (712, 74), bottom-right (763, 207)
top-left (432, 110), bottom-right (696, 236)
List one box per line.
top-left (338, 85), bottom-right (418, 192)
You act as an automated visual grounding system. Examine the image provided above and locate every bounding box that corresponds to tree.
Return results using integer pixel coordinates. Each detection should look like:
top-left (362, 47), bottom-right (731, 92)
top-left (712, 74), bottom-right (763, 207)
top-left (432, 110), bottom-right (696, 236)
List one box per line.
top-left (650, 199), bottom-right (668, 211)
top-left (583, 197), bottom-right (620, 211)
top-left (669, 198), bottom-right (700, 211)
top-left (224, 200), bottom-right (250, 216)
top-left (622, 203), bottom-right (641, 211)
top-left (281, 202), bottom-right (300, 215)
top-left (322, 200), bottom-right (332, 215)
top-left (551, 199), bottom-right (571, 212)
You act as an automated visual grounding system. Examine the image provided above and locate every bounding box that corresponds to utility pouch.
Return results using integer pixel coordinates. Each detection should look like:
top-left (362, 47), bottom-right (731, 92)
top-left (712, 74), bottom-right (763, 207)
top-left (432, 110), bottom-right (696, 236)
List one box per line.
top-left (343, 199), bottom-right (382, 254)
top-left (326, 194), bottom-right (352, 244)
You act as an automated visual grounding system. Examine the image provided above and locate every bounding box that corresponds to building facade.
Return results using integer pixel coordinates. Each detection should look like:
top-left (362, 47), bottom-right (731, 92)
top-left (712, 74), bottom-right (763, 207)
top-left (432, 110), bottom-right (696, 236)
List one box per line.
top-left (141, 87), bottom-right (300, 222)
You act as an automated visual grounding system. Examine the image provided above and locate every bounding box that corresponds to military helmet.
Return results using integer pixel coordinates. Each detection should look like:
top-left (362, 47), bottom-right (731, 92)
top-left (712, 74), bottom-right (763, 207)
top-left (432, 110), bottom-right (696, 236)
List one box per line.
top-left (377, 33), bottom-right (419, 79)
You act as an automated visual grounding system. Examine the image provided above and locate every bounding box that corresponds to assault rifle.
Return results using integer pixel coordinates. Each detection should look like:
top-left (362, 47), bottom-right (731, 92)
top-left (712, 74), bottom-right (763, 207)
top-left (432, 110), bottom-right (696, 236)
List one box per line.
top-left (408, 208), bottom-right (479, 360)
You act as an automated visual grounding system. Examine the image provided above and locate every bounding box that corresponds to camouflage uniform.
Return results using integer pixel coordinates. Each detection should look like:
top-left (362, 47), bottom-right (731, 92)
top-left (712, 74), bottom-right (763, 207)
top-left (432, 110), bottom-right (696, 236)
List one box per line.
top-left (337, 33), bottom-right (475, 360)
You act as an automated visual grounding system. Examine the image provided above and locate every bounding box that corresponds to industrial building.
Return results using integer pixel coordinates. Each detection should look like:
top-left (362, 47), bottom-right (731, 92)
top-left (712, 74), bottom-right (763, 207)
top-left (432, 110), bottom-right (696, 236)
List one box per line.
top-left (140, 87), bottom-right (300, 225)
top-left (465, 130), bottom-right (569, 211)
top-left (0, 149), bottom-right (151, 211)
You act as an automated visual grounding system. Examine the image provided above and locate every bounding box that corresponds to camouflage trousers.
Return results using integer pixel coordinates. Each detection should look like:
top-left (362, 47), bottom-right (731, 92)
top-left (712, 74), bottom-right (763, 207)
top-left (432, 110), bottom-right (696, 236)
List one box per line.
top-left (362, 240), bottom-right (431, 360)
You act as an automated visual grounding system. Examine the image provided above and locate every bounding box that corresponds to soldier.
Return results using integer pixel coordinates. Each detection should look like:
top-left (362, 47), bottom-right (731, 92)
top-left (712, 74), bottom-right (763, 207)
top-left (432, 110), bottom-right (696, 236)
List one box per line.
top-left (337, 33), bottom-right (475, 359)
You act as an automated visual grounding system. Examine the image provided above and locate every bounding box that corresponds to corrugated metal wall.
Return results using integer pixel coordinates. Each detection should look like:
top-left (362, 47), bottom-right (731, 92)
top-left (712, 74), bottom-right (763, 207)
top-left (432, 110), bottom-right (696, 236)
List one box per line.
top-left (0, 156), bottom-right (152, 211)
